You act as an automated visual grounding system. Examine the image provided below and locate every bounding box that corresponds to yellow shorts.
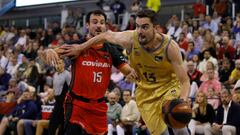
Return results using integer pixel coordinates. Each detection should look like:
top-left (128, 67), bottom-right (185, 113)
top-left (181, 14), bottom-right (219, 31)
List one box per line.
top-left (136, 87), bottom-right (180, 135)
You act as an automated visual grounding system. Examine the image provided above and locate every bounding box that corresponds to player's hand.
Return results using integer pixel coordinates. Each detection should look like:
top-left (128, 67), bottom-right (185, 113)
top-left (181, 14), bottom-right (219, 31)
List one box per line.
top-left (45, 49), bottom-right (60, 66)
top-left (59, 44), bottom-right (83, 59)
top-left (126, 68), bottom-right (139, 82)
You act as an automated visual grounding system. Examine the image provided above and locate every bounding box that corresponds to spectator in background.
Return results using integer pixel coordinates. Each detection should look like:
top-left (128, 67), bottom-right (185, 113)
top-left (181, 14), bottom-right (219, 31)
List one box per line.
top-left (0, 67), bottom-right (11, 92)
top-left (217, 36), bottom-right (235, 61)
top-left (235, 42), bottom-right (240, 59)
top-left (167, 20), bottom-right (182, 41)
top-left (0, 90), bottom-right (38, 135)
top-left (228, 59), bottom-right (240, 85)
top-left (192, 0), bottom-right (206, 18)
top-left (218, 59), bottom-right (233, 84)
top-left (125, 15), bottom-right (136, 30)
top-left (202, 16), bottom-right (218, 35)
top-left (233, 15), bottom-right (240, 43)
top-left (186, 41), bottom-right (201, 60)
top-left (198, 50), bottom-right (218, 74)
top-left (192, 30), bottom-right (203, 51)
top-left (110, 0), bottom-right (126, 24)
top-left (14, 29), bottom-right (27, 48)
top-left (187, 60), bottom-right (202, 87)
top-left (146, 0), bottom-right (161, 12)
top-left (213, 0), bottom-right (228, 17)
top-left (116, 90), bottom-right (140, 135)
top-left (107, 92), bottom-right (122, 135)
top-left (199, 69), bottom-right (221, 96)
top-left (204, 89), bottom-right (240, 135)
top-left (188, 91), bottom-right (215, 135)
top-left (130, 0), bottom-right (142, 13)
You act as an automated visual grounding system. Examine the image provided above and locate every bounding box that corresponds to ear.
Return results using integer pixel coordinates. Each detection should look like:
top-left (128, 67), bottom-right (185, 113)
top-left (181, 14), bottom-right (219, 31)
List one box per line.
top-left (86, 22), bottom-right (90, 29)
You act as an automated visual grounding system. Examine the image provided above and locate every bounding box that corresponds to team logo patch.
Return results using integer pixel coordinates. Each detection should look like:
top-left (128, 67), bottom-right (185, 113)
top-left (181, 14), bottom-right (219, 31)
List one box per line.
top-left (155, 56), bottom-right (163, 61)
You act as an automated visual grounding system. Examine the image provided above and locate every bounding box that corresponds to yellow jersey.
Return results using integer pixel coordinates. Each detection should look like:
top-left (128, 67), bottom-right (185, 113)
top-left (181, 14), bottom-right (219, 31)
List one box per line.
top-left (128, 31), bottom-right (181, 135)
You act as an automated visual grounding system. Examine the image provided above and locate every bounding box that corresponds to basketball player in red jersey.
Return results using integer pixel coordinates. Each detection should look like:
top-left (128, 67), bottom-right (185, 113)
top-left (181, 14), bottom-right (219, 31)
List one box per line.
top-left (43, 10), bottom-right (137, 135)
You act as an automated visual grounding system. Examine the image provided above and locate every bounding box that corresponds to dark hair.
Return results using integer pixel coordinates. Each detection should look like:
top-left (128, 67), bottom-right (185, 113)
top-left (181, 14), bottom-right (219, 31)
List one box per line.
top-left (123, 89), bottom-right (132, 95)
top-left (86, 10), bottom-right (107, 23)
top-left (136, 9), bottom-right (158, 25)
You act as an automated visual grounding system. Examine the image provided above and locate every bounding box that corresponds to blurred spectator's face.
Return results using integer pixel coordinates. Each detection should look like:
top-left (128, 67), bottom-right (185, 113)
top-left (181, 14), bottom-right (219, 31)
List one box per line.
top-left (136, 17), bottom-right (155, 45)
top-left (10, 57), bottom-right (17, 65)
top-left (108, 92), bottom-right (117, 105)
top-left (182, 24), bottom-right (188, 33)
top-left (207, 69), bottom-right (215, 80)
top-left (22, 91), bottom-right (31, 100)
top-left (73, 33), bottom-right (80, 40)
top-left (205, 16), bottom-right (211, 23)
top-left (204, 51), bottom-right (211, 59)
top-left (206, 62), bottom-right (214, 71)
top-left (222, 60), bottom-right (230, 69)
top-left (221, 31), bottom-right (229, 37)
top-left (213, 11), bottom-right (218, 18)
top-left (196, 92), bottom-right (205, 104)
top-left (179, 33), bottom-right (184, 40)
top-left (64, 34), bottom-right (71, 41)
top-left (193, 31), bottom-right (199, 38)
top-left (221, 92), bottom-right (231, 106)
top-left (222, 36), bottom-right (229, 45)
top-left (87, 14), bottom-right (106, 37)
top-left (192, 55), bottom-right (199, 62)
top-left (9, 79), bottom-right (17, 88)
top-left (187, 61), bottom-right (195, 72)
top-left (236, 60), bottom-right (240, 70)
top-left (123, 91), bottom-right (131, 103)
top-left (188, 42), bottom-right (194, 50)
top-left (56, 60), bottom-right (65, 73)
top-left (47, 29), bottom-right (53, 35)
top-left (20, 30), bottom-right (26, 36)
top-left (174, 20), bottom-right (180, 27)
top-left (33, 42), bottom-right (39, 51)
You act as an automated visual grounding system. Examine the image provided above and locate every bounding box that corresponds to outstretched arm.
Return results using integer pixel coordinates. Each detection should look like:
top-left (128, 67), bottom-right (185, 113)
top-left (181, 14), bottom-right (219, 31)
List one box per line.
top-left (60, 31), bottom-right (134, 58)
top-left (167, 40), bottom-right (190, 101)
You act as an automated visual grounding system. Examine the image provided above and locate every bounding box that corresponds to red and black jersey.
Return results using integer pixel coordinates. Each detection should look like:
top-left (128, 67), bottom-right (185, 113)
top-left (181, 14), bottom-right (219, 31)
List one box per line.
top-left (66, 43), bottom-right (127, 134)
top-left (70, 43), bottom-right (127, 99)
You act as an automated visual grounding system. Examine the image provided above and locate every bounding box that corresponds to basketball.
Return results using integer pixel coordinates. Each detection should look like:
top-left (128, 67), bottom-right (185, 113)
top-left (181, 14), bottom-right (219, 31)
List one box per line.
top-left (162, 99), bottom-right (192, 129)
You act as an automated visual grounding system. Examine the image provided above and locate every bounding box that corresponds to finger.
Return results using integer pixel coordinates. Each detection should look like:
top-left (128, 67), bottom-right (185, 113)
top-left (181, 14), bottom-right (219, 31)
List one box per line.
top-left (60, 45), bottom-right (72, 49)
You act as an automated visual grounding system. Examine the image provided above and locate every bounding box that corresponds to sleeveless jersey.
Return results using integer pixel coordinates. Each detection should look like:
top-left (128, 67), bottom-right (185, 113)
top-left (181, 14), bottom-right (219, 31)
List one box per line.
top-left (128, 31), bottom-right (181, 135)
top-left (70, 43), bottom-right (127, 100)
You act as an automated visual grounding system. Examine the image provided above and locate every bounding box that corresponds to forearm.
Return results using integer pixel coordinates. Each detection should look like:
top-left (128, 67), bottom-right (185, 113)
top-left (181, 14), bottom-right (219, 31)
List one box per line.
top-left (81, 33), bottom-right (107, 50)
top-left (180, 79), bottom-right (190, 100)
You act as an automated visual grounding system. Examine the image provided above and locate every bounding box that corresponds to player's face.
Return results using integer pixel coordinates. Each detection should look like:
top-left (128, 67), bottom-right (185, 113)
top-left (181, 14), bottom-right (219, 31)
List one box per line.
top-left (136, 17), bottom-right (155, 45)
top-left (87, 14), bottom-right (106, 37)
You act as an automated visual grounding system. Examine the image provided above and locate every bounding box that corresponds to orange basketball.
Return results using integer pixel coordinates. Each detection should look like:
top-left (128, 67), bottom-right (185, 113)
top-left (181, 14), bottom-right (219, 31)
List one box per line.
top-left (162, 99), bottom-right (192, 129)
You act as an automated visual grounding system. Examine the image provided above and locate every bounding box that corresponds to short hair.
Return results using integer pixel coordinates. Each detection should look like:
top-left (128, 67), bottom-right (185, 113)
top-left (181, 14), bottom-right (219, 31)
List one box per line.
top-left (123, 89), bottom-right (132, 95)
top-left (136, 9), bottom-right (158, 25)
top-left (86, 10), bottom-right (107, 23)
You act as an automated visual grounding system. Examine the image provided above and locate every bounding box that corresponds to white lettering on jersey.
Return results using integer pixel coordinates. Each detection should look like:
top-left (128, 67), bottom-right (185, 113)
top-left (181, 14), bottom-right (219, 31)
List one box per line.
top-left (82, 61), bottom-right (111, 68)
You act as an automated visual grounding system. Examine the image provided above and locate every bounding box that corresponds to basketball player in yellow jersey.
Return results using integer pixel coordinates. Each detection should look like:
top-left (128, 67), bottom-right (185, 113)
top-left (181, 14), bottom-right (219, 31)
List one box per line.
top-left (58, 9), bottom-right (190, 135)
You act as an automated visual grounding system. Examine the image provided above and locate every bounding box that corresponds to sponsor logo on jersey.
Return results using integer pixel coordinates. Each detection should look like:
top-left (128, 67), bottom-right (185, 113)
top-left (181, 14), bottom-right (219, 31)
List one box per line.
top-left (82, 61), bottom-right (111, 67)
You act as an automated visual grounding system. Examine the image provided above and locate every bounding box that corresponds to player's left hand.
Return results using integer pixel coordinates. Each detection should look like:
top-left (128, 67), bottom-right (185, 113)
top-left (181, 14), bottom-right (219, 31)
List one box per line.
top-left (45, 49), bottom-right (60, 66)
top-left (59, 44), bottom-right (83, 59)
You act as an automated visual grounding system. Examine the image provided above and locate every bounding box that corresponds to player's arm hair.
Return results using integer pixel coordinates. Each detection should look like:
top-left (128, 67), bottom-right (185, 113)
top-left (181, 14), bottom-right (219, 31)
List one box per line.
top-left (81, 31), bottom-right (134, 50)
top-left (167, 40), bottom-right (190, 100)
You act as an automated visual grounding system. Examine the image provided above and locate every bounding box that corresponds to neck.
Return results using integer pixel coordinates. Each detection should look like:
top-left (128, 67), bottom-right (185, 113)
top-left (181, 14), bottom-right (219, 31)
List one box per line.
top-left (142, 33), bottom-right (162, 50)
